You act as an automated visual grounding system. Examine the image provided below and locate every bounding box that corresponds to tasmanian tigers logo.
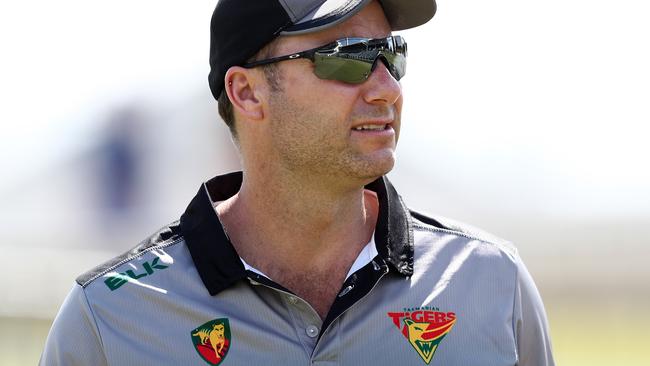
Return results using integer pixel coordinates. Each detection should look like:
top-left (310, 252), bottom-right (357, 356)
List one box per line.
top-left (190, 318), bottom-right (231, 365)
top-left (388, 308), bottom-right (457, 364)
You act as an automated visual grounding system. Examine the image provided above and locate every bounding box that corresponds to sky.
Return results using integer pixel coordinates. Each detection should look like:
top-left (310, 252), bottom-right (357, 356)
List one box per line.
top-left (398, 0), bottom-right (650, 219)
top-left (1, 0), bottom-right (649, 219)
top-left (0, 2), bottom-right (211, 186)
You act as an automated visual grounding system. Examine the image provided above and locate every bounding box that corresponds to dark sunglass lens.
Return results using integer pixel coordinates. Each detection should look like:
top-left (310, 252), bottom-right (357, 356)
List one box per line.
top-left (313, 54), bottom-right (373, 83)
top-left (311, 37), bottom-right (407, 83)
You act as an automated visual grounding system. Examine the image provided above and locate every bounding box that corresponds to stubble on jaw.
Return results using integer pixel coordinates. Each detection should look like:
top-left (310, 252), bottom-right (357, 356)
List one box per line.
top-left (265, 87), bottom-right (398, 186)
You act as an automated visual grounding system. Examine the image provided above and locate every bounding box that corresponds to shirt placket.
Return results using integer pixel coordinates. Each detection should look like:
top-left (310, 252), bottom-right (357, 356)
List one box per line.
top-left (282, 293), bottom-right (323, 356)
top-left (244, 257), bottom-right (391, 363)
top-left (246, 273), bottom-right (323, 359)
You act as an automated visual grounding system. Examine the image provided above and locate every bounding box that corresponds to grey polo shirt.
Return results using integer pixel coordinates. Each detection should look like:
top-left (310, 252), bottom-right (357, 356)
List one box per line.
top-left (41, 172), bottom-right (554, 365)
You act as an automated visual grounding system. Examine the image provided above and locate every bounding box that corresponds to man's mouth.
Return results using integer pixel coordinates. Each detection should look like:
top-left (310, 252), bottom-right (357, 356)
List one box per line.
top-left (352, 124), bottom-right (389, 131)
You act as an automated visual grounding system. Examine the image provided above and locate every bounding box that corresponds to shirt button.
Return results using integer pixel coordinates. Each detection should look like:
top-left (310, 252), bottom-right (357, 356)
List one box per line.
top-left (305, 325), bottom-right (319, 338)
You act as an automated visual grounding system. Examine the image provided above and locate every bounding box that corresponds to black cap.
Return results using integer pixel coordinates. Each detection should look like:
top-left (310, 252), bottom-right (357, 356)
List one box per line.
top-left (208, 0), bottom-right (437, 100)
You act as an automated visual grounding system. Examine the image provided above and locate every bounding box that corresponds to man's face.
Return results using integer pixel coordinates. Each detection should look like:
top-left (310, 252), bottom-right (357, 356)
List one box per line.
top-left (263, 1), bottom-right (402, 185)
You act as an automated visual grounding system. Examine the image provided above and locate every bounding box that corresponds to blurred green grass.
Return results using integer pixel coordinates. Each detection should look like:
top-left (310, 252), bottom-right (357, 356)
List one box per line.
top-left (3, 299), bottom-right (649, 365)
top-left (0, 317), bottom-right (52, 366)
top-left (546, 298), bottom-right (650, 366)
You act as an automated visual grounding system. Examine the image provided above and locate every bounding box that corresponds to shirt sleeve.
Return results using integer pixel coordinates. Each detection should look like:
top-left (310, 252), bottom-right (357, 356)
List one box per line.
top-left (40, 283), bottom-right (108, 366)
top-left (513, 255), bottom-right (555, 366)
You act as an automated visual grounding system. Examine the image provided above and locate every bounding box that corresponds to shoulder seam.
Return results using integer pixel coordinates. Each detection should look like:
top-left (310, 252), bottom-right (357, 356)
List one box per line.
top-left (412, 222), bottom-right (517, 256)
top-left (78, 237), bottom-right (185, 288)
top-left (412, 223), bottom-right (500, 246)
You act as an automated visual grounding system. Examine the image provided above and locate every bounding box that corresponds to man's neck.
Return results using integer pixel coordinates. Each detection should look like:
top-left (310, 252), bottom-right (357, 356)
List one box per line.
top-left (217, 173), bottom-right (378, 270)
top-left (216, 171), bottom-right (379, 319)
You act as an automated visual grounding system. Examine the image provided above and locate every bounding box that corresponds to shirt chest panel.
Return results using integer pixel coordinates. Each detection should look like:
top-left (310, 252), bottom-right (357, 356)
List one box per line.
top-left (331, 277), bottom-right (519, 366)
top-left (91, 281), bottom-right (314, 365)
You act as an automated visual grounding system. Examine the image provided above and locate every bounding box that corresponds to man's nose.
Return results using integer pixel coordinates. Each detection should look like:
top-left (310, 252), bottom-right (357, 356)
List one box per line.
top-left (362, 58), bottom-right (402, 105)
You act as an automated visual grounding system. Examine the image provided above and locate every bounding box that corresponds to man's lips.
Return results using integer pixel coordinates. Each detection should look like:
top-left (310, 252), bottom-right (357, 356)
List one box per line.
top-left (349, 123), bottom-right (395, 140)
top-left (350, 120), bottom-right (394, 132)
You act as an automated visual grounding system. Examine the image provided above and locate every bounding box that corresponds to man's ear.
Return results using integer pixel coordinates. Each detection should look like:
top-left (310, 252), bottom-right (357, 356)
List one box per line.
top-left (224, 67), bottom-right (265, 121)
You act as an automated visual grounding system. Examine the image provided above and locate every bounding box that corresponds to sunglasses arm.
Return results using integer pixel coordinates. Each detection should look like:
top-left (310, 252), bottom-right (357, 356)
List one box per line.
top-left (242, 49), bottom-right (317, 69)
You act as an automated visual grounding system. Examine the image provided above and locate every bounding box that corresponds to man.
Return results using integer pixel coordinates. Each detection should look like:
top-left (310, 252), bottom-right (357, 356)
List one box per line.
top-left (41, 0), bottom-right (555, 365)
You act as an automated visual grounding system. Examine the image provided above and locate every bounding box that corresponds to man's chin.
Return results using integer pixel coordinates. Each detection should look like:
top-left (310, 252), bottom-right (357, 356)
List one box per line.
top-left (353, 156), bottom-right (395, 184)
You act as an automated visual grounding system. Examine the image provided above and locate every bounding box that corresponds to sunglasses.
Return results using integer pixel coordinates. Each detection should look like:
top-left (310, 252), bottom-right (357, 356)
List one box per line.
top-left (242, 35), bottom-right (407, 84)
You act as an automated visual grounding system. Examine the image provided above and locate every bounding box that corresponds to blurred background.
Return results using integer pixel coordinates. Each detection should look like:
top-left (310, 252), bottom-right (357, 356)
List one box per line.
top-left (1, 0), bottom-right (648, 364)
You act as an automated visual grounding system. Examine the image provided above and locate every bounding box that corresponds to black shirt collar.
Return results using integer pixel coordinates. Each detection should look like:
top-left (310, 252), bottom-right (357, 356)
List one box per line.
top-left (180, 171), bottom-right (414, 295)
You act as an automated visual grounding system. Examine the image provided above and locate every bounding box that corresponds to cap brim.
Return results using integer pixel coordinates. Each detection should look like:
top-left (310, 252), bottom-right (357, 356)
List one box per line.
top-left (282, 0), bottom-right (436, 35)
